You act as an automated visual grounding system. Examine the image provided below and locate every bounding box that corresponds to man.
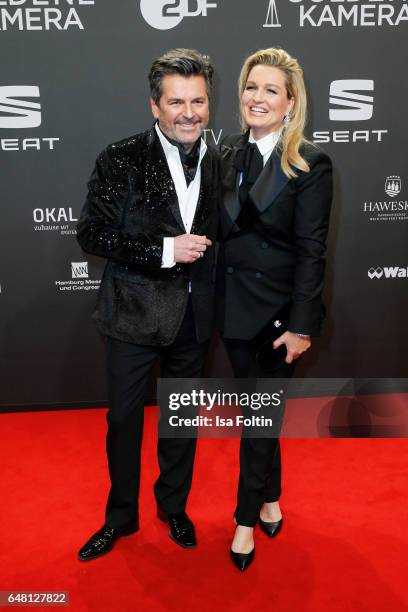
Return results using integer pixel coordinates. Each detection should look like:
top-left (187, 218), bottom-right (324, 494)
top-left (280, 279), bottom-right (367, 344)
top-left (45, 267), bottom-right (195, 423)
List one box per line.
top-left (76, 49), bottom-right (219, 561)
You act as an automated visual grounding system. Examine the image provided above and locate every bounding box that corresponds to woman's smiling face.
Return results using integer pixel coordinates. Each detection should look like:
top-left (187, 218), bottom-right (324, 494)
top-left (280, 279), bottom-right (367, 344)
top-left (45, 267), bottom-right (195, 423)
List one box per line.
top-left (241, 65), bottom-right (294, 139)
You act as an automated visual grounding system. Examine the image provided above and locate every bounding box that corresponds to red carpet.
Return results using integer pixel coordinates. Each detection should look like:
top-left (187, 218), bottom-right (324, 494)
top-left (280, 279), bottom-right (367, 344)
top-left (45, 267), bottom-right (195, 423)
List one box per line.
top-left (1, 407), bottom-right (407, 611)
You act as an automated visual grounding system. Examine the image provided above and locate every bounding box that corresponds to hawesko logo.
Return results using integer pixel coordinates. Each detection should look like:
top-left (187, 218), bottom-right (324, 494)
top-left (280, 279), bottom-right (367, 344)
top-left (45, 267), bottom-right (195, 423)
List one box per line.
top-left (329, 80), bottom-right (374, 121)
top-left (368, 266), bottom-right (408, 280)
top-left (140, 0), bottom-right (217, 30)
top-left (71, 262), bottom-right (88, 279)
top-left (0, 86), bottom-right (41, 129)
top-left (385, 176), bottom-right (401, 197)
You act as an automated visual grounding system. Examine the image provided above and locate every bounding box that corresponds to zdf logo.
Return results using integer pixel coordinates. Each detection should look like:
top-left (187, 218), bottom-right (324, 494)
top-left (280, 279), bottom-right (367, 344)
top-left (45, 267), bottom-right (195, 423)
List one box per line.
top-left (329, 80), bottom-right (374, 121)
top-left (140, 0), bottom-right (217, 30)
top-left (0, 86), bottom-right (41, 129)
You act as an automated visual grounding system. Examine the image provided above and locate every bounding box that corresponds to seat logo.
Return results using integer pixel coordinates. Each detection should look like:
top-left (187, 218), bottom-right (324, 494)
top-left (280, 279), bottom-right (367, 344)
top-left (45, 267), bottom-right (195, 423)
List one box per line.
top-left (0, 86), bottom-right (41, 129)
top-left (329, 80), bottom-right (374, 121)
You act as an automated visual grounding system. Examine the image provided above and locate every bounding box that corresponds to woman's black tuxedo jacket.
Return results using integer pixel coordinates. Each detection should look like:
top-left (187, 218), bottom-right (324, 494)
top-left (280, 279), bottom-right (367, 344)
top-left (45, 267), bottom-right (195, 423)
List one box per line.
top-left (77, 127), bottom-right (219, 347)
top-left (217, 132), bottom-right (333, 340)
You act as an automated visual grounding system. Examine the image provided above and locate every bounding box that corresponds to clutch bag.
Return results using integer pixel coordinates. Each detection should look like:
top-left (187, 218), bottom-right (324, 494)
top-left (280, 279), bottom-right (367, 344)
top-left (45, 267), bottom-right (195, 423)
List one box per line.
top-left (250, 302), bottom-right (292, 373)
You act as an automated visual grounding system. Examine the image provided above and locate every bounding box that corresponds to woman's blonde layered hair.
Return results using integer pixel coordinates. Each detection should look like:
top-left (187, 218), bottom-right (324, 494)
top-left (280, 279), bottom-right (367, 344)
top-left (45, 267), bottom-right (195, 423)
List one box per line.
top-left (238, 47), bottom-right (311, 178)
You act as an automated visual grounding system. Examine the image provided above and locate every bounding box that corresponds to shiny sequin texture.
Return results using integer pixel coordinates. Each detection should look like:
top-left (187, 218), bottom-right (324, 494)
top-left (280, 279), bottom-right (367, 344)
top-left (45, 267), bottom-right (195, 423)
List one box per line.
top-left (77, 131), bottom-right (165, 269)
top-left (76, 126), bottom-right (219, 347)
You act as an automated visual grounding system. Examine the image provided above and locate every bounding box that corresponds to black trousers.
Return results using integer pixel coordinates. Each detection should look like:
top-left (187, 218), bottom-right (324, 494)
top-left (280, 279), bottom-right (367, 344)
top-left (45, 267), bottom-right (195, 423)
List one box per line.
top-left (105, 297), bottom-right (208, 529)
top-left (223, 338), bottom-right (296, 527)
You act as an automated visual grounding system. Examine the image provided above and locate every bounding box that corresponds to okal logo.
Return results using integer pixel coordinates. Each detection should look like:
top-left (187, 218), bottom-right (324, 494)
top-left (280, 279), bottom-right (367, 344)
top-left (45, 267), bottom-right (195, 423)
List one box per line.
top-left (385, 176), bottom-right (401, 197)
top-left (140, 0), bottom-right (217, 30)
top-left (368, 266), bottom-right (408, 279)
top-left (33, 207), bottom-right (78, 235)
top-left (329, 80), bottom-right (374, 121)
top-left (0, 86), bottom-right (41, 129)
top-left (71, 262), bottom-right (88, 279)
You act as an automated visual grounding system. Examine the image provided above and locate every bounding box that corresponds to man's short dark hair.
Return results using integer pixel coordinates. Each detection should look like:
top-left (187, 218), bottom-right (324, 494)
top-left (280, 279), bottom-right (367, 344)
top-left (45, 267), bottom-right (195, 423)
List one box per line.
top-left (149, 48), bottom-right (214, 105)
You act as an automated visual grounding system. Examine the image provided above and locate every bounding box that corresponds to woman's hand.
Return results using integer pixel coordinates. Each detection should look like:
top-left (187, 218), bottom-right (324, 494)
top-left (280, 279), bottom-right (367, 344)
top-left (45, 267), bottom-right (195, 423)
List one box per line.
top-left (273, 331), bottom-right (311, 364)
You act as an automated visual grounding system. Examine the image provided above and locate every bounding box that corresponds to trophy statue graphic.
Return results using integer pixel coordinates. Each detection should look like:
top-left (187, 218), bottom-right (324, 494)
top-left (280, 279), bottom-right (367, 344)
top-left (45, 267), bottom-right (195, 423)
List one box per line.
top-left (263, 0), bottom-right (281, 27)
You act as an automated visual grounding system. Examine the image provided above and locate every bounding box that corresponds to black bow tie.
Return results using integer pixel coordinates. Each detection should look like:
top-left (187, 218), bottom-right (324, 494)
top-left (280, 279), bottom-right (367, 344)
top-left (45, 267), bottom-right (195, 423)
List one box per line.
top-left (233, 142), bottom-right (264, 187)
top-left (158, 124), bottom-right (201, 185)
top-left (232, 142), bottom-right (264, 230)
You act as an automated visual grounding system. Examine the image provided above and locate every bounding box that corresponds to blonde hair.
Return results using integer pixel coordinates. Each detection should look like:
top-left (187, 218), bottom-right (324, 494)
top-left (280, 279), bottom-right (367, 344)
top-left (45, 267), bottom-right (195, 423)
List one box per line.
top-left (238, 48), bottom-right (312, 178)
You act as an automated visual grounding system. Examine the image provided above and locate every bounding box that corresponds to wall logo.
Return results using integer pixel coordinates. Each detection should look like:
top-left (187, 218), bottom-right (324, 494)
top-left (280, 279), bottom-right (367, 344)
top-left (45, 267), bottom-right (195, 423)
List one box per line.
top-left (362, 176), bottom-right (407, 222)
top-left (140, 0), bottom-right (217, 30)
top-left (0, 86), bottom-right (41, 129)
top-left (55, 262), bottom-right (101, 293)
top-left (271, 0), bottom-right (408, 28)
top-left (329, 80), bottom-right (374, 121)
top-left (368, 267), bottom-right (383, 280)
top-left (263, 0), bottom-right (281, 27)
top-left (368, 266), bottom-right (408, 280)
top-left (0, 1), bottom-right (95, 31)
top-left (0, 86), bottom-right (60, 152)
top-left (313, 78), bottom-right (388, 144)
top-left (385, 176), bottom-right (401, 197)
top-left (71, 262), bottom-right (88, 279)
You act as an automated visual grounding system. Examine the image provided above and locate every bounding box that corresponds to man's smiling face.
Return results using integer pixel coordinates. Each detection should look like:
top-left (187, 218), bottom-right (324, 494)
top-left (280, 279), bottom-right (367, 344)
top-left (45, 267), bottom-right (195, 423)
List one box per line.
top-left (150, 74), bottom-right (209, 150)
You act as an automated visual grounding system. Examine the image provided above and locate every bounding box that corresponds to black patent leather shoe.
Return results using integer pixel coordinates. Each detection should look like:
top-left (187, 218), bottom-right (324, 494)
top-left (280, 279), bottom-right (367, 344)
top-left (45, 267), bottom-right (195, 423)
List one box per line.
top-left (157, 508), bottom-right (196, 548)
top-left (78, 523), bottom-right (139, 561)
top-left (258, 516), bottom-right (283, 538)
top-left (230, 548), bottom-right (255, 572)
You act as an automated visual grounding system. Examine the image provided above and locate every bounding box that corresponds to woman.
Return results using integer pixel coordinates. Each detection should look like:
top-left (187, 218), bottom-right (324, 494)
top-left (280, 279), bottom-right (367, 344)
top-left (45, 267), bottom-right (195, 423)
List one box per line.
top-left (217, 48), bottom-right (333, 571)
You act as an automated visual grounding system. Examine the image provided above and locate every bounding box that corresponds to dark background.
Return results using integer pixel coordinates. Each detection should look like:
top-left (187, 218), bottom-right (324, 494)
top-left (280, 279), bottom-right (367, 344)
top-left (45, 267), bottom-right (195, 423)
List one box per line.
top-left (1, 0), bottom-right (407, 409)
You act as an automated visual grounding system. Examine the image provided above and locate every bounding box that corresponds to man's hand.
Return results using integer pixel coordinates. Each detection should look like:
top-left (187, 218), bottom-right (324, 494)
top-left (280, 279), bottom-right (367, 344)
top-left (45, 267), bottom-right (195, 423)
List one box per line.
top-left (174, 234), bottom-right (212, 264)
top-left (273, 331), bottom-right (311, 364)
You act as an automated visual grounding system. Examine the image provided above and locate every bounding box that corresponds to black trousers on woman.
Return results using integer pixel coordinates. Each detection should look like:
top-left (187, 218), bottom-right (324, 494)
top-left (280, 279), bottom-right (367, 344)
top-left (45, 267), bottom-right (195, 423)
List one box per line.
top-left (223, 338), bottom-right (296, 527)
top-left (105, 297), bottom-right (208, 530)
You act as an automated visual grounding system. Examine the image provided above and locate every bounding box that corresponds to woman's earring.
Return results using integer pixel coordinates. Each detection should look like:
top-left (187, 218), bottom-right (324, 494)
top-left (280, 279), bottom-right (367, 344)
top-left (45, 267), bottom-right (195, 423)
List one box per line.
top-left (283, 114), bottom-right (290, 127)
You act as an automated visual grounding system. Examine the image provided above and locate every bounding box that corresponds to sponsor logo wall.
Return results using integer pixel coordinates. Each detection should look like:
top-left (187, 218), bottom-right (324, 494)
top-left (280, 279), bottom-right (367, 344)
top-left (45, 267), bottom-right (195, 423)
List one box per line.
top-left (0, 0), bottom-right (407, 408)
top-left (264, 0), bottom-right (408, 28)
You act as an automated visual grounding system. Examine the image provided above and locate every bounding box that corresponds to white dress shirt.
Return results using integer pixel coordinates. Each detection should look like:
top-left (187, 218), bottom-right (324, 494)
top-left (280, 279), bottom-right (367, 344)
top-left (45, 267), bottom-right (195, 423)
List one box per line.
top-left (155, 123), bottom-right (207, 268)
top-left (248, 128), bottom-right (282, 166)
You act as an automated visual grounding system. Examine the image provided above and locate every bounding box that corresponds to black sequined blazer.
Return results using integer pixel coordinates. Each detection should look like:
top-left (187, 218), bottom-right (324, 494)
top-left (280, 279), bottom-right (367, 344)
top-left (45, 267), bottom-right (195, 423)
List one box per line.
top-left (77, 127), bottom-right (219, 346)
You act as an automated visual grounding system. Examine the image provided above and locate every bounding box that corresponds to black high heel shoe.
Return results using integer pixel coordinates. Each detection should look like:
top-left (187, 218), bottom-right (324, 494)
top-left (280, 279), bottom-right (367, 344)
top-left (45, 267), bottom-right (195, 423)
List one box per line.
top-left (258, 516), bottom-right (283, 538)
top-left (230, 547), bottom-right (255, 572)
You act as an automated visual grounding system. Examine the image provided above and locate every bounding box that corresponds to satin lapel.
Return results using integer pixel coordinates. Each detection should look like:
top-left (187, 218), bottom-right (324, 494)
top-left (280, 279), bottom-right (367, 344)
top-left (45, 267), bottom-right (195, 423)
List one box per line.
top-left (249, 149), bottom-right (289, 213)
top-left (221, 134), bottom-right (246, 227)
top-left (191, 151), bottom-right (212, 234)
top-left (149, 131), bottom-right (185, 232)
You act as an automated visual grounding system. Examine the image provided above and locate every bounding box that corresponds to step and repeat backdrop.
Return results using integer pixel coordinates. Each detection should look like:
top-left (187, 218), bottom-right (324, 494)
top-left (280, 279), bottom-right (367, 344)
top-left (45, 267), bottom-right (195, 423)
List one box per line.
top-left (1, 0), bottom-right (407, 409)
